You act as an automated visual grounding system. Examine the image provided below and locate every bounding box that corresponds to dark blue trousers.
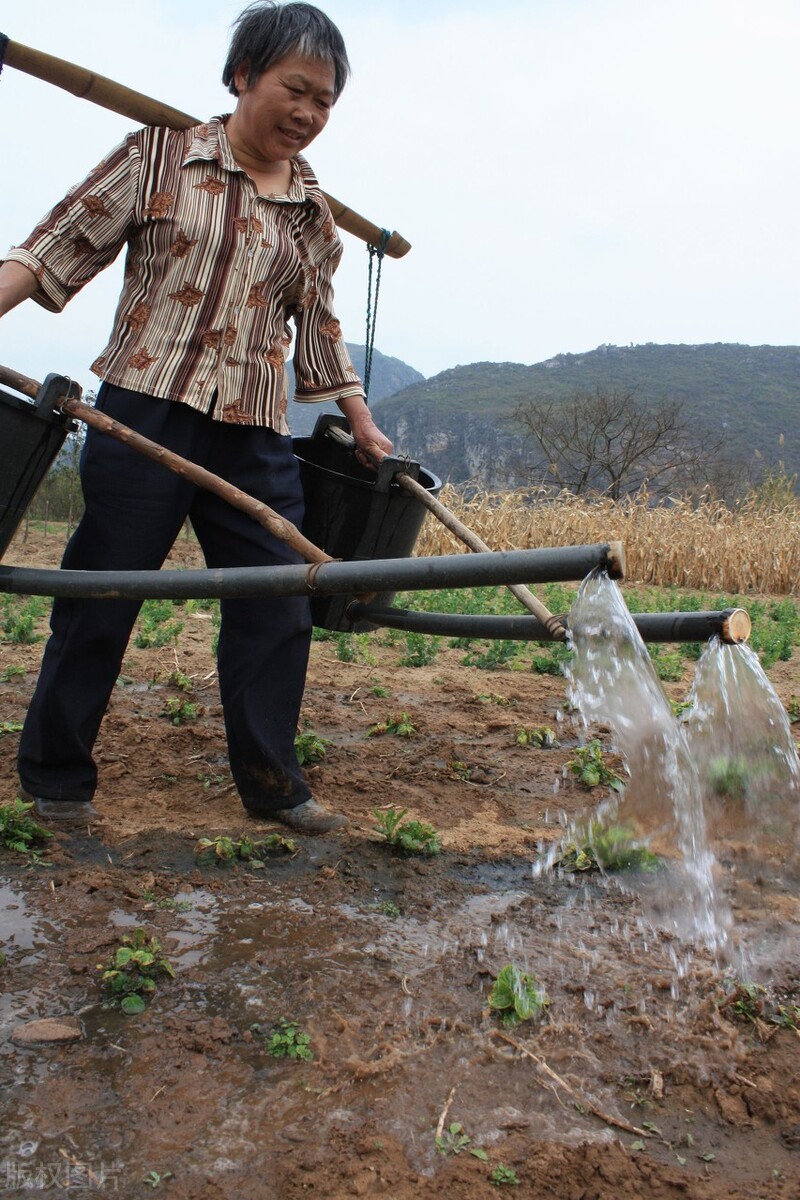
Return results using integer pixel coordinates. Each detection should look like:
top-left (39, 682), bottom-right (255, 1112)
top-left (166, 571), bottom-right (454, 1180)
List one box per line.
top-left (18, 384), bottom-right (313, 812)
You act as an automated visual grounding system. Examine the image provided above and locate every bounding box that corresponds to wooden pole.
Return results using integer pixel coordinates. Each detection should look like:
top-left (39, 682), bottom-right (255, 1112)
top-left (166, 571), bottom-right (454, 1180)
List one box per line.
top-left (1, 37), bottom-right (411, 259)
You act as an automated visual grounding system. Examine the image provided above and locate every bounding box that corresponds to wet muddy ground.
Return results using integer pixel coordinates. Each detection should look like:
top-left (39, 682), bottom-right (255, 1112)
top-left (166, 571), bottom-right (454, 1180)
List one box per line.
top-left (1, 531), bottom-right (799, 1199)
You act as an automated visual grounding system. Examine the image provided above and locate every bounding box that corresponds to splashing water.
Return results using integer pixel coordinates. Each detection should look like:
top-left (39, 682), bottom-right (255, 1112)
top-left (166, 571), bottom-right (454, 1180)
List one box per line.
top-left (684, 639), bottom-right (800, 866)
top-left (562, 570), bottom-right (730, 956)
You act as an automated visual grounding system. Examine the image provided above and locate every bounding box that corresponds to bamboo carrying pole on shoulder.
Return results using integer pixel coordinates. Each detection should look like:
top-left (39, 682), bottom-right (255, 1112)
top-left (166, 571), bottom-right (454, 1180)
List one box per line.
top-left (0, 37), bottom-right (411, 259)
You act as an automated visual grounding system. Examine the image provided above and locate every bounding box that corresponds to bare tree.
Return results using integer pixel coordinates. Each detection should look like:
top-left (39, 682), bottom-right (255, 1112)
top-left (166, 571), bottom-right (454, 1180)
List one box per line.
top-left (512, 387), bottom-right (740, 500)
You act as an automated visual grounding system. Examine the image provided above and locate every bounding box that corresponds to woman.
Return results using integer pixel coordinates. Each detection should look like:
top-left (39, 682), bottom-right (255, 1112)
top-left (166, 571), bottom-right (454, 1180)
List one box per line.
top-left (0, 2), bottom-right (392, 832)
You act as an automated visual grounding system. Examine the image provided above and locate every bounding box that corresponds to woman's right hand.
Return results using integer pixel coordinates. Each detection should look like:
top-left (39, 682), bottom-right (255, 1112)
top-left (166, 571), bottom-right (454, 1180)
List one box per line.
top-left (0, 260), bottom-right (39, 318)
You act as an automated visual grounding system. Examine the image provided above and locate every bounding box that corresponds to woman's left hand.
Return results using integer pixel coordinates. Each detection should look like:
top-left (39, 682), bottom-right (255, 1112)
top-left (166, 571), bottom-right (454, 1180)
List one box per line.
top-left (338, 396), bottom-right (394, 470)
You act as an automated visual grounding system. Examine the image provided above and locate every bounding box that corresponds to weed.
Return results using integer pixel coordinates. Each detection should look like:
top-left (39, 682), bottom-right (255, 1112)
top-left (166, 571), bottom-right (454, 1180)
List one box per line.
top-left (707, 755), bottom-right (749, 801)
top-left (98, 929), bottom-right (175, 1014)
top-left (367, 712), bottom-right (417, 738)
top-left (491, 1165), bottom-right (520, 1187)
top-left (718, 981), bottom-right (766, 1024)
top-left (143, 1170), bottom-right (173, 1188)
top-left (530, 642), bottom-right (573, 676)
top-left (450, 759), bottom-right (472, 781)
top-left (373, 900), bottom-right (401, 917)
top-left (197, 770), bottom-right (229, 789)
top-left (515, 726), bottom-right (558, 748)
top-left (1, 596), bottom-right (48, 644)
top-left (1, 665), bottom-right (25, 681)
top-left (0, 798), bottom-right (52, 857)
top-left (196, 833), bottom-right (296, 867)
top-left (0, 721), bottom-right (23, 735)
top-left (140, 889), bottom-right (192, 913)
top-left (134, 600), bottom-right (184, 649)
top-left (373, 806), bottom-right (441, 856)
top-left (294, 729), bottom-right (331, 766)
top-left (568, 740), bottom-right (624, 790)
top-left (369, 684), bottom-right (391, 698)
top-left (166, 668), bottom-right (193, 692)
top-left (399, 632), bottom-right (440, 668)
top-left (557, 823), bottom-right (662, 873)
top-left (435, 1122), bottom-right (471, 1156)
top-left (161, 697), bottom-right (200, 725)
top-left (260, 1018), bottom-right (313, 1061)
top-left (334, 631), bottom-right (375, 664)
top-left (476, 692), bottom-right (512, 706)
top-left (488, 964), bottom-right (548, 1027)
top-left (462, 640), bottom-right (519, 670)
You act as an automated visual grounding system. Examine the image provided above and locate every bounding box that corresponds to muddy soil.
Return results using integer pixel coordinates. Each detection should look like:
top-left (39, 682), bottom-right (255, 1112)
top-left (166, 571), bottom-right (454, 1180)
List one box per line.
top-left (1, 530), bottom-right (799, 1200)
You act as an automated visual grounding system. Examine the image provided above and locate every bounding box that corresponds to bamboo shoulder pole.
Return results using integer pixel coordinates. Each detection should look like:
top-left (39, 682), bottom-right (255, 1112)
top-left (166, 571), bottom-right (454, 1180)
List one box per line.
top-left (1, 37), bottom-right (411, 259)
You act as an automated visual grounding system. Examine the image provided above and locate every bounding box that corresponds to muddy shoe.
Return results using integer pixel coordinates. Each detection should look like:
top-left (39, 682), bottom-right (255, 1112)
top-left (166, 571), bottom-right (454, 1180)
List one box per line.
top-left (270, 798), bottom-right (349, 834)
top-left (27, 797), bottom-right (101, 824)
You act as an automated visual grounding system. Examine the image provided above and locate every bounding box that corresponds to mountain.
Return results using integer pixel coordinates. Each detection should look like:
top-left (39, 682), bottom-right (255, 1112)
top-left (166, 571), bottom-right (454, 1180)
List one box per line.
top-left (288, 343), bottom-right (424, 436)
top-left (369, 343), bottom-right (800, 488)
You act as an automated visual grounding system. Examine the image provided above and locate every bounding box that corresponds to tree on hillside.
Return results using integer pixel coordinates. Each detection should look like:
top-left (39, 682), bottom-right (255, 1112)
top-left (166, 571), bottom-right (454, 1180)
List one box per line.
top-left (512, 386), bottom-right (741, 500)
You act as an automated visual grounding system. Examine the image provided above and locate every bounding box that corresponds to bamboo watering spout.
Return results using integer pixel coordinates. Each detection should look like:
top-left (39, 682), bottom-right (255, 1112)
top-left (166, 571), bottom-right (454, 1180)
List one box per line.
top-left (0, 36), bottom-right (411, 259)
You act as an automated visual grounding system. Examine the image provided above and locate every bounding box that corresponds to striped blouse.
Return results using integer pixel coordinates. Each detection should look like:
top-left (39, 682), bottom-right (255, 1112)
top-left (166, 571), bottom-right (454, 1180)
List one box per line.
top-left (6, 118), bottom-right (364, 432)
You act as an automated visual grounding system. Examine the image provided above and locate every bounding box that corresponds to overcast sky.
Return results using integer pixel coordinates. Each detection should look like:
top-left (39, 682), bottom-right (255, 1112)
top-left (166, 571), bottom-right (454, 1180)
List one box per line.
top-left (1, 0), bottom-right (798, 393)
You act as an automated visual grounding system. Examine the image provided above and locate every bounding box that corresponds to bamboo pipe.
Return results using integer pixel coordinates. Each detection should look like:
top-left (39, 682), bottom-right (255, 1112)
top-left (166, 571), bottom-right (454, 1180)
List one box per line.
top-left (0, 364), bottom-right (333, 566)
top-left (0, 37), bottom-right (411, 259)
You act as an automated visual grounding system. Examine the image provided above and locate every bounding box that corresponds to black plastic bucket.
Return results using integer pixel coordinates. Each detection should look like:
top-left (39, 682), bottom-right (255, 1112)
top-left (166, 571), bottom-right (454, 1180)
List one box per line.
top-left (0, 374), bottom-right (77, 560)
top-left (293, 415), bottom-right (442, 631)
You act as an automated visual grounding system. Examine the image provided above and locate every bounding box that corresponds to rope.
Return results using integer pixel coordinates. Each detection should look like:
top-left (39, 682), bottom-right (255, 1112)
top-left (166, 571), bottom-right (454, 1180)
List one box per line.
top-left (0, 34), bottom-right (9, 76)
top-left (363, 227), bottom-right (391, 402)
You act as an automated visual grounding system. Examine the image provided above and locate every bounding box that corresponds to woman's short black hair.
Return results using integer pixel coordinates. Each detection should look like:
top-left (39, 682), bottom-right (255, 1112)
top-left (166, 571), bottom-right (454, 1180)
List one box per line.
top-left (223, 2), bottom-right (351, 101)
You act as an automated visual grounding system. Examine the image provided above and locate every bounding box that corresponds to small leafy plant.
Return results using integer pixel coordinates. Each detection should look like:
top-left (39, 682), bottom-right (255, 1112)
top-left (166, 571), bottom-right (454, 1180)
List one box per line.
top-left (1, 596), bottom-right (48, 644)
top-left (195, 833), bottom-right (296, 866)
top-left (515, 725), bottom-right (558, 748)
top-left (488, 964), bottom-right (548, 1027)
top-left (568, 740), bottom-right (624, 790)
top-left (491, 1165), bottom-right (520, 1187)
top-left (98, 929), bottom-right (175, 1015)
top-left (0, 721), bottom-right (23, 735)
top-left (399, 632), bottom-right (440, 668)
top-left (0, 798), bottom-right (52, 857)
top-left (435, 1121), bottom-right (472, 1156)
top-left (294, 729), bottom-right (331, 766)
top-left (134, 599), bottom-right (184, 649)
top-left (367, 712), bottom-right (417, 738)
top-left (161, 697), bottom-right (200, 725)
top-left (707, 755), bottom-right (749, 801)
top-left (143, 1170), bottom-right (173, 1189)
top-left (373, 806), bottom-right (441, 856)
top-left (556, 822), bottom-right (661, 873)
top-left (260, 1018), bottom-right (313, 1061)
top-left (1, 665), bottom-right (26, 681)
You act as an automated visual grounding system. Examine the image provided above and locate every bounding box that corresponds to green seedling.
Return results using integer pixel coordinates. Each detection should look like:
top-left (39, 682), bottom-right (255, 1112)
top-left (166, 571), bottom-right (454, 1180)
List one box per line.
top-left (197, 771), bottom-right (230, 789)
top-left (369, 684), bottom-right (391, 698)
top-left (195, 833), bottom-right (296, 867)
top-left (707, 755), bottom-right (749, 801)
top-left (373, 900), bottom-right (401, 917)
top-left (435, 1121), bottom-right (472, 1156)
top-left (671, 699), bottom-right (694, 719)
top-left (476, 692), bottom-right (512, 706)
top-left (373, 806), bottom-right (441, 856)
top-left (568, 740), bottom-right (624, 790)
top-left (450, 760), bottom-right (472, 781)
top-left (0, 722), bottom-right (23, 735)
top-left (462, 640), bottom-right (518, 670)
top-left (294, 729), bottom-right (331, 766)
top-left (161, 697), bottom-right (199, 725)
top-left (786, 696), bottom-right (800, 723)
top-left (399, 632), bottom-right (440, 668)
top-left (143, 1170), bottom-right (173, 1189)
top-left (140, 889), bottom-right (192, 913)
top-left (488, 964), bottom-right (548, 1027)
top-left (367, 712), bottom-right (417, 738)
top-left (1, 665), bottom-right (25, 681)
top-left (0, 798), bottom-right (52, 857)
top-left (259, 1018), bottom-right (313, 1061)
top-left (491, 1165), bottom-right (520, 1187)
top-left (98, 929), bottom-right (175, 1014)
top-left (557, 823), bottom-right (661, 873)
top-left (166, 668), bottom-right (193, 692)
top-left (334, 631), bottom-right (375, 664)
top-left (134, 599), bottom-right (184, 649)
top-left (718, 981), bottom-right (765, 1024)
top-left (1, 596), bottom-right (48, 644)
top-left (515, 725), bottom-right (558, 748)
top-left (530, 641), bottom-right (573, 676)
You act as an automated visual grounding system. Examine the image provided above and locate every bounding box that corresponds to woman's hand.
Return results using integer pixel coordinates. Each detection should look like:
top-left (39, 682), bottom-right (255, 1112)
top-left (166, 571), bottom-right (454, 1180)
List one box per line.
top-left (337, 395), bottom-right (394, 470)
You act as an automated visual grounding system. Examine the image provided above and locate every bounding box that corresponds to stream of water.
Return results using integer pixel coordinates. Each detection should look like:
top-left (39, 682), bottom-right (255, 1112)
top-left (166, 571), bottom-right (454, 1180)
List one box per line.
top-left (558, 570), bottom-right (800, 973)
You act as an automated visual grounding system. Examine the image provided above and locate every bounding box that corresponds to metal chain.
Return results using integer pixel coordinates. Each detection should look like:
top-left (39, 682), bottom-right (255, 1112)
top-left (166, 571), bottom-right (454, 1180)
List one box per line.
top-left (363, 228), bottom-right (391, 403)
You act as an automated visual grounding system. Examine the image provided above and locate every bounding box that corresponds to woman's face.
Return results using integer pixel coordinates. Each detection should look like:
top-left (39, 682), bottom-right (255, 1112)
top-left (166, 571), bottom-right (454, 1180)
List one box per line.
top-left (232, 52), bottom-right (336, 163)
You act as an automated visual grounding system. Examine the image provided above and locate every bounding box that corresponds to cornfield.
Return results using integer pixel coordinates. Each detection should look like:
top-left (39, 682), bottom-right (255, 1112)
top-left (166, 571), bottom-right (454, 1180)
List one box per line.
top-left (415, 486), bottom-right (800, 596)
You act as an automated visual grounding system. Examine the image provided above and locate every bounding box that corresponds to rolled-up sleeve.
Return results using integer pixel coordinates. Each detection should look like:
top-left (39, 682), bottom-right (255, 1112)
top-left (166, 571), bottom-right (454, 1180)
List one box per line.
top-left (292, 239), bottom-right (364, 405)
top-left (3, 135), bottom-right (140, 314)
